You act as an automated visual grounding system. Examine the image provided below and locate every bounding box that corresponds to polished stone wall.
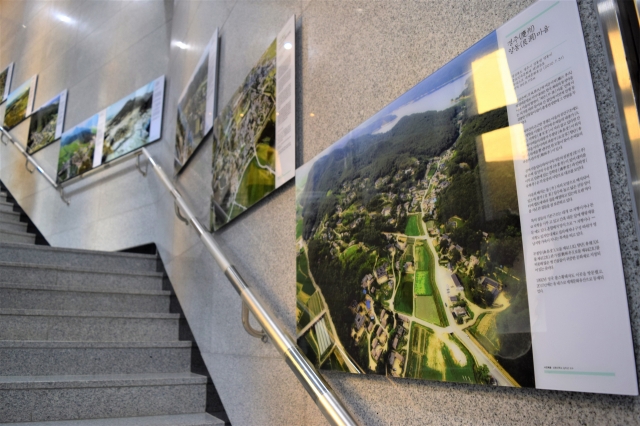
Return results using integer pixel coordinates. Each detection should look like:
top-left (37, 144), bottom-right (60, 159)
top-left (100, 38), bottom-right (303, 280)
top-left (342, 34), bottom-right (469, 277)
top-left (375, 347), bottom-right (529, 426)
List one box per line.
top-left (1, 0), bottom-right (639, 424)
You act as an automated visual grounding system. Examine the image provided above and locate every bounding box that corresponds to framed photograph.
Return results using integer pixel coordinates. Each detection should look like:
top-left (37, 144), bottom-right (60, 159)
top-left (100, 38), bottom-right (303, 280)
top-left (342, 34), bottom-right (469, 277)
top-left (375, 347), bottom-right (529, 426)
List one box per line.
top-left (210, 16), bottom-right (296, 231)
top-left (56, 114), bottom-right (103, 183)
top-left (2, 75), bottom-right (37, 130)
top-left (101, 76), bottom-right (164, 163)
top-left (26, 90), bottom-right (67, 155)
top-left (174, 29), bottom-right (219, 173)
top-left (0, 62), bottom-right (14, 103)
top-left (295, 1), bottom-right (637, 395)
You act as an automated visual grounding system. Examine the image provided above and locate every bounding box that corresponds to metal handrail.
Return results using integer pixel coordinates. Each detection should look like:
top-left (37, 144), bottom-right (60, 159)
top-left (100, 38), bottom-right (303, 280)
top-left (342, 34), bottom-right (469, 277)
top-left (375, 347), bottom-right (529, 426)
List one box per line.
top-left (139, 148), bottom-right (359, 426)
top-left (0, 125), bottom-right (359, 424)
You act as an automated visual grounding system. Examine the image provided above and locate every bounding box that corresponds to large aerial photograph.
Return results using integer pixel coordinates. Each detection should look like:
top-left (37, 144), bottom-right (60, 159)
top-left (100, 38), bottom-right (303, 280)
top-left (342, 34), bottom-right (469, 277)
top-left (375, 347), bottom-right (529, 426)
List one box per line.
top-left (57, 114), bottom-right (99, 183)
top-left (210, 39), bottom-right (277, 231)
top-left (295, 32), bottom-right (534, 388)
top-left (3, 79), bottom-right (31, 130)
top-left (175, 44), bottom-right (212, 172)
top-left (102, 81), bottom-right (155, 163)
top-left (27, 92), bottom-right (64, 154)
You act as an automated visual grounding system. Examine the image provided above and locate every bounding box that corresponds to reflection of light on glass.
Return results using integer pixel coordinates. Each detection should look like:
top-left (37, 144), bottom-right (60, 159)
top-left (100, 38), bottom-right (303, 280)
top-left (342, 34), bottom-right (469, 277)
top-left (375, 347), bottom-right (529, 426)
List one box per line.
top-left (284, 42), bottom-right (292, 50)
top-left (57, 14), bottom-right (73, 24)
top-left (480, 124), bottom-right (527, 162)
top-left (22, 24), bottom-right (26, 28)
top-left (608, 29), bottom-right (640, 160)
top-left (310, 113), bottom-right (315, 117)
top-left (174, 41), bottom-right (189, 50)
top-left (471, 49), bottom-right (517, 114)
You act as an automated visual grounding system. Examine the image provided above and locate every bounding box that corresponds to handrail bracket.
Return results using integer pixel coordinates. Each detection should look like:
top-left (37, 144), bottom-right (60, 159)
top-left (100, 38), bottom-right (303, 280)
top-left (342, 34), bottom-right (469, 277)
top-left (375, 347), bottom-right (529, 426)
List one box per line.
top-left (175, 202), bottom-right (189, 225)
top-left (58, 187), bottom-right (70, 206)
top-left (25, 159), bottom-right (35, 174)
top-left (136, 152), bottom-right (148, 177)
top-left (242, 301), bottom-right (268, 343)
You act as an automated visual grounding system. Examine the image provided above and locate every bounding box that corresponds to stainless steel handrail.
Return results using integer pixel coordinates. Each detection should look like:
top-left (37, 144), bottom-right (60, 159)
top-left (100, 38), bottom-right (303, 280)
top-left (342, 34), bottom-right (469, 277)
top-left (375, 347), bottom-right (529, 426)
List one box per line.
top-left (139, 148), bottom-right (359, 426)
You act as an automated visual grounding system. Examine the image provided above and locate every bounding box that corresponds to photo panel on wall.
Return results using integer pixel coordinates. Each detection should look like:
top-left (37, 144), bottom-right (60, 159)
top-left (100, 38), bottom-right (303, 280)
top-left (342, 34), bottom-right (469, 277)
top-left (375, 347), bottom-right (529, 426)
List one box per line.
top-left (210, 16), bottom-right (296, 231)
top-left (174, 28), bottom-right (220, 174)
top-left (26, 90), bottom-right (68, 155)
top-left (56, 76), bottom-right (165, 183)
top-left (295, 0), bottom-right (637, 396)
top-left (0, 63), bottom-right (14, 103)
top-left (1, 75), bottom-right (37, 130)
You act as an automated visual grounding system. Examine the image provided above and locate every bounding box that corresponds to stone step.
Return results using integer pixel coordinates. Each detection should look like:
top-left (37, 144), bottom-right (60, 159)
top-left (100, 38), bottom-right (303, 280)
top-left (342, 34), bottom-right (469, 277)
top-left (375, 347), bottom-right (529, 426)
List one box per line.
top-left (0, 200), bottom-right (16, 213)
top-left (0, 372), bottom-right (208, 423)
top-left (0, 309), bottom-right (179, 342)
top-left (5, 413), bottom-right (226, 426)
top-left (0, 219), bottom-right (28, 233)
top-left (0, 242), bottom-right (160, 273)
top-left (0, 282), bottom-right (171, 313)
top-left (0, 209), bottom-right (22, 223)
top-left (0, 341), bottom-right (192, 376)
top-left (0, 261), bottom-right (165, 291)
top-left (0, 229), bottom-right (35, 244)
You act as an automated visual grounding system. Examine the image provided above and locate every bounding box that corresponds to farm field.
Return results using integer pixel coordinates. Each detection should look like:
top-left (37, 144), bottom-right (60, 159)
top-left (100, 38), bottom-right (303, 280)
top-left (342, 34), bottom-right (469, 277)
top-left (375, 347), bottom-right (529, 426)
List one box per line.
top-left (232, 157), bottom-right (275, 215)
top-left (405, 215), bottom-right (423, 237)
top-left (415, 296), bottom-right (440, 325)
top-left (414, 271), bottom-right (433, 296)
top-left (394, 273), bottom-right (414, 315)
top-left (406, 323), bottom-right (476, 383)
top-left (469, 312), bottom-right (500, 354)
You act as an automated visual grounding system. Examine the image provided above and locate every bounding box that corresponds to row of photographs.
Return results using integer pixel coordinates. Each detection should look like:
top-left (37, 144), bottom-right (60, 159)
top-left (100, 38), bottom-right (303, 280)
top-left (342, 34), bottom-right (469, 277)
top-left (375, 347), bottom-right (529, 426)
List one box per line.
top-left (0, 63), bottom-right (165, 183)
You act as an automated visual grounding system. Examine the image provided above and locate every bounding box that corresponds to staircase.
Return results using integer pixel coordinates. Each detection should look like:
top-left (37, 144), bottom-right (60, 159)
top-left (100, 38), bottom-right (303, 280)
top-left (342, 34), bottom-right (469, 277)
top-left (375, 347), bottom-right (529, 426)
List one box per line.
top-left (0, 188), bottom-right (225, 425)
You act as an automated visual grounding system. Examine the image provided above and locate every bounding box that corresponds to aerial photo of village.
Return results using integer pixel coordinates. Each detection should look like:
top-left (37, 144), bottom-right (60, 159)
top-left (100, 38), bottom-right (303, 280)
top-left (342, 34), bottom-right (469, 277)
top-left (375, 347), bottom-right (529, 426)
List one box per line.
top-left (210, 39), bottom-right (277, 231)
top-left (57, 114), bottom-right (98, 183)
top-left (3, 79), bottom-right (31, 130)
top-left (102, 81), bottom-right (155, 163)
top-left (27, 93), bottom-right (62, 154)
top-left (175, 50), bottom-right (210, 172)
top-left (296, 33), bottom-right (535, 388)
top-left (0, 66), bottom-right (10, 101)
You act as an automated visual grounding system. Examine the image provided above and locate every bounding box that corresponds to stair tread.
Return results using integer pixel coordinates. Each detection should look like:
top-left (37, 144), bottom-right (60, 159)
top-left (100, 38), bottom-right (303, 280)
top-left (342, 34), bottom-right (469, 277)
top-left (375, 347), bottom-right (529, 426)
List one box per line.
top-left (0, 241), bottom-right (157, 259)
top-left (4, 413), bottom-right (225, 426)
top-left (0, 340), bottom-right (192, 348)
top-left (0, 228), bottom-right (35, 236)
top-left (0, 308), bottom-right (180, 319)
top-left (0, 209), bottom-right (20, 217)
top-left (0, 281), bottom-right (171, 296)
top-left (0, 372), bottom-right (208, 389)
top-left (0, 259), bottom-right (164, 277)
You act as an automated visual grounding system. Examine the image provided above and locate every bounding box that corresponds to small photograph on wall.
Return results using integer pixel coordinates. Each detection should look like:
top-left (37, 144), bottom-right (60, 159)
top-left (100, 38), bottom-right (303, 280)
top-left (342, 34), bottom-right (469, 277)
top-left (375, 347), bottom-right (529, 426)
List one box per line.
top-left (102, 76), bottom-right (165, 163)
top-left (26, 90), bottom-right (67, 155)
top-left (57, 114), bottom-right (102, 183)
top-left (2, 75), bottom-right (37, 130)
top-left (0, 62), bottom-right (14, 102)
top-left (295, 0), bottom-right (638, 396)
top-left (174, 29), bottom-right (219, 173)
top-left (210, 16), bottom-right (296, 231)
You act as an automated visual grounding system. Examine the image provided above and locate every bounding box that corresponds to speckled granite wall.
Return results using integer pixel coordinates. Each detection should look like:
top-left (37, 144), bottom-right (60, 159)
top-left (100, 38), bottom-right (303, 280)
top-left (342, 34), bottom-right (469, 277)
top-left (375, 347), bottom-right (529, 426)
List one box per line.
top-left (1, 0), bottom-right (638, 424)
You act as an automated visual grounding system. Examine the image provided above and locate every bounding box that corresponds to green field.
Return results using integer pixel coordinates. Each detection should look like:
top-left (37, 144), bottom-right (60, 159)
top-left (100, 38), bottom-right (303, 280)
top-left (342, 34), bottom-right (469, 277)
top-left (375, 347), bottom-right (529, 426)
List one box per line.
top-left (414, 271), bottom-right (433, 296)
top-left (415, 296), bottom-right (440, 324)
top-left (232, 156), bottom-right (275, 216)
top-left (296, 217), bottom-right (303, 239)
top-left (341, 245), bottom-right (359, 262)
top-left (4, 89), bottom-right (28, 128)
top-left (405, 215), bottom-right (423, 236)
top-left (427, 164), bottom-right (437, 179)
top-left (255, 142), bottom-right (276, 170)
top-left (394, 274), bottom-right (414, 314)
top-left (321, 351), bottom-right (348, 372)
top-left (414, 244), bottom-right (449, 327)
top-left (297, 252), bottom-right (316, 297)
top-left (469, 312), bottom-right (500, 354)
top-left (405, 323), bottom-right (476, 383)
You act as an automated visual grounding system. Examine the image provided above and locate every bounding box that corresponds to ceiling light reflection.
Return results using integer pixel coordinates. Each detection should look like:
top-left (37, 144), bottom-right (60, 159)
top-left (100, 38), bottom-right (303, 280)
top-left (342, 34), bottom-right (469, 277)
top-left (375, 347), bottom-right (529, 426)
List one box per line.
top-left (174, 41), bottom-right (189, 50)
top-left (283, 42), bottom-right (292, 50)
top-left (57, 14), bottom-right (73, 24)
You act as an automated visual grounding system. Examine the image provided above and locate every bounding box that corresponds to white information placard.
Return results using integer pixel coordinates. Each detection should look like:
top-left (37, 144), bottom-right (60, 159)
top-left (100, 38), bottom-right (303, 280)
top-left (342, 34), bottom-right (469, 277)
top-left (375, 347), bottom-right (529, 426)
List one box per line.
top-left (276, 15), bottom-right (296, 187)
top-left (498, 0), bottom-right (637, 395)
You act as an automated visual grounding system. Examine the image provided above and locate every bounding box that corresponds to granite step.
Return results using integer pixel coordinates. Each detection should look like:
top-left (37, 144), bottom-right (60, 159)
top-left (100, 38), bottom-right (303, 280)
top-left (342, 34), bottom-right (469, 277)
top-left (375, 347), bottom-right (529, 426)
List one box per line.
top-left (0, 242), bottom-right (160, 273)
top-left (0, 341), bottom-right (192, 376)
top-left (4, 413), bottom-right (226, 426)
top-left (0, 210), bottom-right (22, 223)
top-left (0, 219), bottom-right (28, 233)
top-left (0, 372), bottom-right (208, 423)
top-left (0, 261), bottom-right (165, 291)
top-left (0, 200), bottom-right (16, 213)
top-left (0, 282), bottom-right (171, 313)
top-left (0, 230), bottom-right (35, 244)
top-left (0, 309), bottom-right (179, 342)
